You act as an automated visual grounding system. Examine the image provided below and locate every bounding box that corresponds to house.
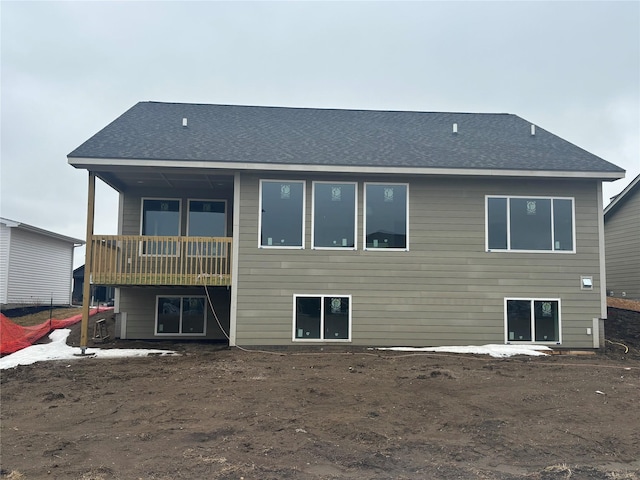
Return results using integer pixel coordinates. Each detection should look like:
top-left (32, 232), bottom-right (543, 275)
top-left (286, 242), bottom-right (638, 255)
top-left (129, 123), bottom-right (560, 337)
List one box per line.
top-left (0, 217), bottom-right (84, 308)
top-left (604, 174), bottom-right (640, 300)
top-left (67, 102), bottom-right (625, 349)
top-left (72, 265), bottom-right (114, 305)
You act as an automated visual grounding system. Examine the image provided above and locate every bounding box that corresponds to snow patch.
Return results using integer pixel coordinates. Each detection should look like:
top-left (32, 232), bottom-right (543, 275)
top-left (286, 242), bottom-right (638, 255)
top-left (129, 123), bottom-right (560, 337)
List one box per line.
top-left (374, 344), bottom-right (552, 358)
top-left (0, 329), bottom-right (177, 369)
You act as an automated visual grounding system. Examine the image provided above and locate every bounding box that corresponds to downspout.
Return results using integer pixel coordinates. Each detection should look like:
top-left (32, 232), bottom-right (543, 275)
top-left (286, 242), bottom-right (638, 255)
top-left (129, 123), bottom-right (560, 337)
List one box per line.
top-left (80, 172), bottom-right (96, 354)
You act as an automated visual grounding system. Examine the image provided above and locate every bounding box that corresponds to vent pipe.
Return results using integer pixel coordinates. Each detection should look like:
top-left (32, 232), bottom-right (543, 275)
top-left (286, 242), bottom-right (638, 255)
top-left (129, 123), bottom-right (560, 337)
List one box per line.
top-left (530, 124), bottom-right (536, 136)
top-left (182, 118), bottom-right (188, 127)
top-left (452, 123), bottom-right (458, 134)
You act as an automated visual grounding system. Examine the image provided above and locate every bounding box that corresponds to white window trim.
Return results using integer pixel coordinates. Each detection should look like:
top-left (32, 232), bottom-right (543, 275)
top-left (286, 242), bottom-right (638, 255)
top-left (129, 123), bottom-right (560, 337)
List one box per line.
top-left (139, 197), bottom-right (182, 257)
top-left (311, 181), bottom-right (358, 250)
top-left (155, 295), bottom-right (207, 337)
top-left (186, 199), bottom-right (228, 237)
top-left (485, 195), bottom-right (576, 254)
top-left (503, 297), bottom-right (562, 345)
top-left (363, 182), bottom-right (410, 252)
top-left (258, 179), bottom-right (306, 249)
top-left (292, 294), bottom-right (352, 342)
top-left (140, 197), bottom-right (182, 235)
top-left (186, 199), bottom-right (229, 258)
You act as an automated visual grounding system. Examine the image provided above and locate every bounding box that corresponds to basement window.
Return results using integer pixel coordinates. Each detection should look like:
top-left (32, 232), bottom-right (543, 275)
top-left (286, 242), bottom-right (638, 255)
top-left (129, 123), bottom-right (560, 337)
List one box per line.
top-left (505, 298), bottom-right (561, 344)
top-left (156, 296), bottom-right (206, 336)
top-left (293, 295), bottom-right (351, 342)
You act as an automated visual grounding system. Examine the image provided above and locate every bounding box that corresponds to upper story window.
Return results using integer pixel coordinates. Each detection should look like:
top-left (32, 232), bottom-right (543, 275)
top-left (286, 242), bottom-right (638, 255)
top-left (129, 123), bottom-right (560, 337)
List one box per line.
top-left (364, 183), bottom-right (408, 250)
top-left (141, 198), bottom-right (181, 236)
top-left (187, 200), bottom-right (226, 237)
top-left (312, 182), bottom-right (357, 249)
top-left (140, 199), bottom-right (181, 256)
top-left (486, 196), bottom-right (574, 252)
top-left (187, 200), bottom-right (227, 256)
top-left (259, 180), bottom-right (305, 248)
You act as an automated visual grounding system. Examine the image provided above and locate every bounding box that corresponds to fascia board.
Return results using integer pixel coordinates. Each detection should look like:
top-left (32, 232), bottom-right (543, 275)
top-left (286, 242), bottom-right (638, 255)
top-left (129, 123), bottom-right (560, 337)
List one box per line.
top-left (68, 156), bottom-right (626, 181)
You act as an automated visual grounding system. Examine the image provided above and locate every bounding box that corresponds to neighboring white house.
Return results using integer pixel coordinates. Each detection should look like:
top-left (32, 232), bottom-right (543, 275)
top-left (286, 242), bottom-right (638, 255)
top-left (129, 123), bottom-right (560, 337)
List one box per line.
top-left (0, 218), bottom-right (84, 307)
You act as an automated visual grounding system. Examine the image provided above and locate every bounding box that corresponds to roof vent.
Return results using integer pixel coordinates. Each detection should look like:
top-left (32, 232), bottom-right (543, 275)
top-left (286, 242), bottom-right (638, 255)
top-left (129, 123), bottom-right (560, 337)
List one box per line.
top-left (182, 118), bottom-right (188, 127)
top-left (452, 123), bottom-right (458, 134)
top-left (530, 124), bottom-right (536, 136)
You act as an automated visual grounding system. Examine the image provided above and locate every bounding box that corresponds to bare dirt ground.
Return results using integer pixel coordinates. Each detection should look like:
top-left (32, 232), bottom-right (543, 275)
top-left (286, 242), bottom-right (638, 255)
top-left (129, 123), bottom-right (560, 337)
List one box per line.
top-left (1, 304), bottom-right (639, 480)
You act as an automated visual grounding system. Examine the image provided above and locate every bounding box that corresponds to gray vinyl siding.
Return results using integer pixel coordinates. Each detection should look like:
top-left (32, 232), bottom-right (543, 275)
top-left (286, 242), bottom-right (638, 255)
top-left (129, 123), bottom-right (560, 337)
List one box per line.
top-left (118, 286), bottom-right (230, 340)
top-left (2, 228), bottom-right (75, 306)
top-left (605, 188), bottom-right (640, 299)
top-left (235, 173), bottom-right (603, 348)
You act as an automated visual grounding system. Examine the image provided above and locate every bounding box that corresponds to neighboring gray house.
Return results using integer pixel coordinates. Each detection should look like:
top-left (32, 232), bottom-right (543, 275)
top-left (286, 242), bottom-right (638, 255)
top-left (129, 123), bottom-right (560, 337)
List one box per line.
top-left (68, 102), bottom-right (625, 349)
top-left (72, 265), bottom-right (115, 305)
top-left (604, 174), bottom-right (640, 300)
top-left (0, 218), bottom-right (84, 307)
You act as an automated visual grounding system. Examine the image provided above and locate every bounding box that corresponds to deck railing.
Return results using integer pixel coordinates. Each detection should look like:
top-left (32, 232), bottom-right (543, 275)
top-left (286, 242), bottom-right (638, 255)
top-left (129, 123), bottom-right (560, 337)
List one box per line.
top-left (89, 235), bottom-right (232, 286)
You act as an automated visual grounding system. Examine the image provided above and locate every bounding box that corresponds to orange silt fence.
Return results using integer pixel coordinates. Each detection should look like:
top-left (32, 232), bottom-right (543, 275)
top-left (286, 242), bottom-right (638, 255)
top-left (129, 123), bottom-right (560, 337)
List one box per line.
top-left (0, 308), bottom-right (111, 355)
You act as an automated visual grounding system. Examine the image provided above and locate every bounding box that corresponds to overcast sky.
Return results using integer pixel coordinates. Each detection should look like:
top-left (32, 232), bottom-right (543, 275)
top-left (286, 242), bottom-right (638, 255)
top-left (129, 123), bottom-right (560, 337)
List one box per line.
top-left (1, 1), bottom-right (639, 267)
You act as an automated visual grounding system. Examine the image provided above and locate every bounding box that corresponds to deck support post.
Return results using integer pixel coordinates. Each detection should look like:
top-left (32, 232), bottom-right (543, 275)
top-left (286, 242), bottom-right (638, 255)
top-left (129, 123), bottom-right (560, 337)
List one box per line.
top-left (80, 172), bottom-right (96, 354)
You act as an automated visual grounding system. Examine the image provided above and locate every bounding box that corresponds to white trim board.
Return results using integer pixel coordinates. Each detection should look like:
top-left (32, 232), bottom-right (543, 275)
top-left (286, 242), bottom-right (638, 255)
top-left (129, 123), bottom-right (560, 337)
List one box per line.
top-left (68, 157), bottom-right (625, 181)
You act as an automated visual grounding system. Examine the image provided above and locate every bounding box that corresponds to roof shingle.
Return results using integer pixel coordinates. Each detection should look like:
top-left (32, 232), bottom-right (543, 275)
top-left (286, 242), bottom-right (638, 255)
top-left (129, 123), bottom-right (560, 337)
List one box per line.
top-left (68, 102), bottom-right (624, 174)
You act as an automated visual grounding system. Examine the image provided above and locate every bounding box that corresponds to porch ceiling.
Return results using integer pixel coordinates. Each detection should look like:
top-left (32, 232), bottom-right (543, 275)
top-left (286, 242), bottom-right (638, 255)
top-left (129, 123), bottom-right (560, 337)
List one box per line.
top-left (94, 167), bottom-right (234, 192)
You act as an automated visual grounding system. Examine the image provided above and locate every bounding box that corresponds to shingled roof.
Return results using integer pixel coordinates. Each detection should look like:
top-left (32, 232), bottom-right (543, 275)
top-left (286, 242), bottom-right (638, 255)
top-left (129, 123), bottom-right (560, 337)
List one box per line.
top-left (68, 102), bottom-right (624, 175)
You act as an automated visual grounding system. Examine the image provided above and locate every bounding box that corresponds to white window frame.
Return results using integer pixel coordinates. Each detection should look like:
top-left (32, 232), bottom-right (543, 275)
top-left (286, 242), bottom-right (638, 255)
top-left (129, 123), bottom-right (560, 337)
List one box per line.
top-left (258, 179), bottom-right (306, 249)
top-left (139, 197), bottom-right (182, 257)
top-left (155, 295), bottom-right (207, 337)
top-left (140, 197), bottom-right (182, 235)
top-left (485, 195), bottom-right (576, 253)
top-left (363, 182), bottom-right (410, 252)
top-left (292, 294), bottom-right (352, 342)
top-left (504, 297), bottom-right (562, 345)
top-left (186, 199), bottom-right (228, 237)
top-left (186, 199), bottom-right (228, 258)
top-left (311, 181), bottom-right (358, 250)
